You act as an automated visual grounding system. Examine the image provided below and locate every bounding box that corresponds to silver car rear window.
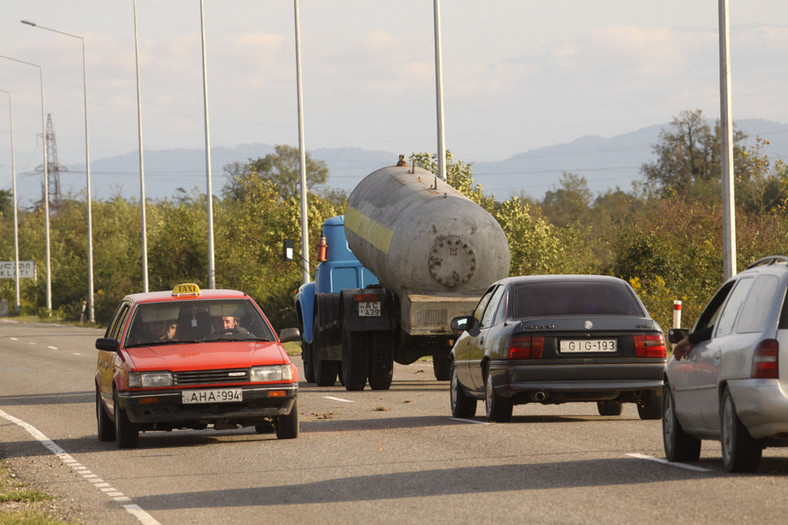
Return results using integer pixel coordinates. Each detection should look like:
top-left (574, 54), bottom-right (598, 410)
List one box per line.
top-left (736, 275), bottom-right (779, 334)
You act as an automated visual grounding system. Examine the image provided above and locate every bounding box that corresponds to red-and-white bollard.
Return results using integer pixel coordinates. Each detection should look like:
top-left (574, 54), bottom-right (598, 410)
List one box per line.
top-left (672, 300), bottom-right (682, 329)
top-left (80, 300), bottom-right (87, 323)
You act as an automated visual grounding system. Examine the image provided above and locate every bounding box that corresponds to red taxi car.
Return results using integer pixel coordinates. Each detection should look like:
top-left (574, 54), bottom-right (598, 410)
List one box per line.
top-left (95, 283), bottom-right (300, 448)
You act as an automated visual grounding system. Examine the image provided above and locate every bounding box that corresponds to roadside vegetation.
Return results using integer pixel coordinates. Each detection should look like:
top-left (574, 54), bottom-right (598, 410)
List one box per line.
top-left (1, 110), bottom-right (787, 333)
top-left (0, 462), bottom-right (71, 525)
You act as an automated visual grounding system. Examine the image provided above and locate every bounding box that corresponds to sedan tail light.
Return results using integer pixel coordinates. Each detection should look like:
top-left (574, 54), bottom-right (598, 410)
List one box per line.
top-left (751, 339), bottom-right (779, 379)
top-left (508, 335), bottom-right (543, 359)
top-left (633, 334), bottom-right (666, 358)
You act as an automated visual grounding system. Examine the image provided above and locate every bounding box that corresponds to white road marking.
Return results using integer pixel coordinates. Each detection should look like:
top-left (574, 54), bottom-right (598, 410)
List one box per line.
top-left (10, 337), bottom-right (18, 341)
top-left (0, 408), bottom-right (162, 525)
top-left (627, 453), bottom-right (712, 472)
top-left (323, 396), bottom-right (355, 403)
top-left (450, 417), bottom-right (491, 425)
top-left (48, 346), bottom-right (58, 350)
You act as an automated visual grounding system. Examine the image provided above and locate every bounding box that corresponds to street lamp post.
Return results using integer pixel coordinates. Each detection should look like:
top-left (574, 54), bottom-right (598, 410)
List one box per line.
top-left (132, 0), bottom-right (149, 292)
top-left (1, 89), bottom-right (21, 312)
top-left (0, 55), bottom-right (52, 313)
top-left (433, 0), bottom-right (447, 181)
top-left (718, 0), bottom-right (737, 280)
top-left (293, 0), bottom-right (310, 286)
top-left (199, 0), bottom-right (216, 289)
top-left (22, 20), bottom-right (95, 322)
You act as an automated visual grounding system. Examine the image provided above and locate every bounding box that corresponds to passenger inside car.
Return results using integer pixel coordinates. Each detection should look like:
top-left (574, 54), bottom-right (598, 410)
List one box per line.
top-left (672, 281), bottom-right (734, 360)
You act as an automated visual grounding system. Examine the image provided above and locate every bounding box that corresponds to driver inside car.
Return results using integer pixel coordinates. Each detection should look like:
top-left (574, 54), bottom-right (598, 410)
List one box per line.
top-left (221, 315), bottom-right (249, 334)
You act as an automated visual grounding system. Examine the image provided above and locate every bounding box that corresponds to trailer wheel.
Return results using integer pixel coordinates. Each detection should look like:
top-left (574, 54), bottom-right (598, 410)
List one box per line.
top-left (432, 353), bottom-right (452, 381)
top-left (368, 332), bottom-right (393, 390)
top-left (312, 316), bottom-right (338, 386)
top-left (342, 325), bottom-right (368, 391)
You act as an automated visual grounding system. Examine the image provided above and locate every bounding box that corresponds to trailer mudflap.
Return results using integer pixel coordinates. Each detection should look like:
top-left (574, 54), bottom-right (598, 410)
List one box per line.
top-left (341, 288), bottom-right (395, 332)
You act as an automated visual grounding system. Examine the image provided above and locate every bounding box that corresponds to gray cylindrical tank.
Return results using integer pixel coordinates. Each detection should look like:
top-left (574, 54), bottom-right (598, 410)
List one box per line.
top-left (345, 163), bottom-right (510, 297)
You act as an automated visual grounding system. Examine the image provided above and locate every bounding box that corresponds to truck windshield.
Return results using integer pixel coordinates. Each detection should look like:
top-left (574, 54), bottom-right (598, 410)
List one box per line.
top-left (124, 299), bottom-right (275, 347)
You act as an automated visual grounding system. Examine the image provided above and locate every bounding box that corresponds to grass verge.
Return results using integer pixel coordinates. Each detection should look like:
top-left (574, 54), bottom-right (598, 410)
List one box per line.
top-left (0, 462), bottom-right (72, 525)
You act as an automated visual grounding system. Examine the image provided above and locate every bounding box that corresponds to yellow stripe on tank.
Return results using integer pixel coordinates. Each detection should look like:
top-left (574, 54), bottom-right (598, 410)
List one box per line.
top-left (345, 205), bottom-right (394, 255)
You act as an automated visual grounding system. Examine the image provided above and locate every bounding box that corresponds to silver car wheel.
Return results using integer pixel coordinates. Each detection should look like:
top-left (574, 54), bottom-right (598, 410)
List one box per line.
top-left (663, 391), bottom-right (675, 453)
top-left (721, 393), bottom-right (734, 464)
top-left (485, 372), bottom-right (493, 419)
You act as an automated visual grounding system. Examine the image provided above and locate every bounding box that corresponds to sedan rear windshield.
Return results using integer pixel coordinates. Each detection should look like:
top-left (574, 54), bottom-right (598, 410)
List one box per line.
top-left (124, 299), bottom-right (275, 347)
top-left (513, 281), bottom-right (645, 318)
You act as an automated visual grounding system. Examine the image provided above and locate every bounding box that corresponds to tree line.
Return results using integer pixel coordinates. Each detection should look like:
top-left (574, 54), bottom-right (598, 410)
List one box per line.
top-left (1, 109), bottom-right (786, 333)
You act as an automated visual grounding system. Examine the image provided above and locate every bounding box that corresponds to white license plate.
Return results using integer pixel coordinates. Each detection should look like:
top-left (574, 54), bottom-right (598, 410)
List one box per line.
top-left (560, 339), bottom-right (617, 353)
top-left (182, 388), bottom-right (243, 404)
top-left (358, 301), bottom-right (381, 317)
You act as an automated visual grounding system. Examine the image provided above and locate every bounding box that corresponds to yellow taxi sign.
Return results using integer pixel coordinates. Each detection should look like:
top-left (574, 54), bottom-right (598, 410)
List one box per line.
top-left (172, 283), bottom-right (201, 296)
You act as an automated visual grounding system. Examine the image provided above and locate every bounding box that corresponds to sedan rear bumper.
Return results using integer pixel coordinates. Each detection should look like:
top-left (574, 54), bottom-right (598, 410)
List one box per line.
top-left (489, 360), bottom-right (664, 402)
top-left (728, 378), bottom-right (788, 441)
top-left (116, 385), bottom-right (297, 427)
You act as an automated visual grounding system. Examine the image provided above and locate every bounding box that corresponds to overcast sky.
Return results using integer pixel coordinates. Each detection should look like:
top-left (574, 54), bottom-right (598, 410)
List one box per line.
top-left (1, 0), bottom-right (787, 196)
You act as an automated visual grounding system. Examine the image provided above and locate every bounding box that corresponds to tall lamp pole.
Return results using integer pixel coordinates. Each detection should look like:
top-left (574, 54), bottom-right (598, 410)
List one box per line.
top-left (0, 55), bottom-right (51, 312)
top-left (294, 0), bottom-right (310, 285)
top-left (199, 0), bottom-right (216, 289)
top-left (132, 0), bottom-right (149, 292)
top-left (433, 0), bottom-right (447, 181)
top-left (1, 89), bottom-right (21, 312)
top-left (22, 20), bottom-right (95, 322)
top-left (718, 0), bottom-right (736, 279)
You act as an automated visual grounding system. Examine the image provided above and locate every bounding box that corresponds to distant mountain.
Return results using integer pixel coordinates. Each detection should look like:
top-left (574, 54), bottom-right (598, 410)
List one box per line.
top-left (472, 119), bottom-right (788, 200)
top-left (19, 118), bottom-right (788, 207)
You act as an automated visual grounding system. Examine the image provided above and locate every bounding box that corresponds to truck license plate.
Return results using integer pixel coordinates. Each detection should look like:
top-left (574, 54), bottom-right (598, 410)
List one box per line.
top-left (182, 388), bottom-right (242, 404)
top-left (358, 301), bottom-right (381, 317)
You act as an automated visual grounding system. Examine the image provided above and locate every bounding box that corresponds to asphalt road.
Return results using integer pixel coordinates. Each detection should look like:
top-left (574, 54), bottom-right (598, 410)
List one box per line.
top-left (2, 319), bottom-right (788, 524)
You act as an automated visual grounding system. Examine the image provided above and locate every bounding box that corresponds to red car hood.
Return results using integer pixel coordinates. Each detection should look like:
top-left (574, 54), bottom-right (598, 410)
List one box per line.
top-left (123, 341), bottom-right (289, 372)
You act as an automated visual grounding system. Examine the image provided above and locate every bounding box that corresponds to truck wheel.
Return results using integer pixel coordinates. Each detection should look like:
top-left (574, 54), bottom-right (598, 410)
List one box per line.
top-left (368, 332), bottom-right (393, 390)
top-left (597, 401), bottom-right (623, 416)
top-left (114, 390), bottom-right (139, 449)
top-left (275, 399), bottom-right (299, 439)
top-left (342, 326), bottom-right (368, 391)
top-left (312, 317), bottom-right (338, 386)
top-left (721, 386), bottom-right (761, 472)
top-left (302, 340), bottom-right (315, 383)
top-left (432, 353), bottom-right (452, 381)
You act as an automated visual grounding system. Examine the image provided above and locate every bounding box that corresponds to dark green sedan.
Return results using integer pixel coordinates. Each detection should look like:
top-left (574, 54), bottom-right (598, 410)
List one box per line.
top-left (449, 275), bottom-right (666, 422)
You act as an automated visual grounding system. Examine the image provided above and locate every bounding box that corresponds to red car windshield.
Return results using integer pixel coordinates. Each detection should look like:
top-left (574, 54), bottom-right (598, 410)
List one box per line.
top-left (124, 299), bottom-right (275, 346)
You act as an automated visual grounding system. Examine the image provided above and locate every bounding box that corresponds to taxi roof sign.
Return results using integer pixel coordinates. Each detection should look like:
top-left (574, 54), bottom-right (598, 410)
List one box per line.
top-left (172, 283), bottom-right (201, 296)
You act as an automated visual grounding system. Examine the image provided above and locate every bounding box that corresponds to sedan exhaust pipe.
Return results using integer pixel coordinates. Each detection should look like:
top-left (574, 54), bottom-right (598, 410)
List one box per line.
top-left (532, 391), bottom-right (548, 402)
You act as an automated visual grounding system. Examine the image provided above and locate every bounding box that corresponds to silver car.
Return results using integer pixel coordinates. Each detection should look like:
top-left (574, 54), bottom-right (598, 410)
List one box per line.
top-left (664, 256), bottom-right (788, 472)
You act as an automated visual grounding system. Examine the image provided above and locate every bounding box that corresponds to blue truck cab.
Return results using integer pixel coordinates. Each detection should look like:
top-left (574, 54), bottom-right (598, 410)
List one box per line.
top-left (294, 216), bottom-right (378, 383)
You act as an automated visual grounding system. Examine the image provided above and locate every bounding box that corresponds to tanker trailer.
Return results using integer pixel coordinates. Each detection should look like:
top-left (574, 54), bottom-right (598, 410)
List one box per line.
top-left (337, 159), bottom-right (510, 391)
